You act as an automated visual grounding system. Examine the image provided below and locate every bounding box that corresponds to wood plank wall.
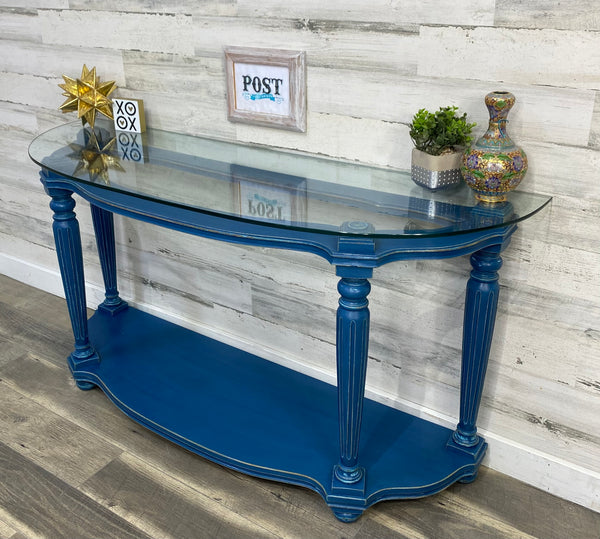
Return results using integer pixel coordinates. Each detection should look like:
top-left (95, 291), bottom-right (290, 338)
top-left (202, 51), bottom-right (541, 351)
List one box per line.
top-left (1, 1), bottom-right (599, 512)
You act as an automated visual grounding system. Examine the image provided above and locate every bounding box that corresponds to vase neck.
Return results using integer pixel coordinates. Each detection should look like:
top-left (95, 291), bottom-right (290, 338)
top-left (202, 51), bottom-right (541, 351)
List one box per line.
top-left (476, 91), bottom-right (517, 150)
top-left (478, 118), bottom-right (516, 149)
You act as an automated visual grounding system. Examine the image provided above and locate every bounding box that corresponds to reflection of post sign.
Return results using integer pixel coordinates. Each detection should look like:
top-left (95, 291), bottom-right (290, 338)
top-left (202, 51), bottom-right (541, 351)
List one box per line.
top-left (226, 47), bottom-right (306, 132)
top-left (113, 98), bottom-right (146, 133)
top-left (116, 131), bottom-right (145, 162)
top-left (231, 164), bottom-right (307, 225)
top-left (239, 182), bottom-right (293, 223)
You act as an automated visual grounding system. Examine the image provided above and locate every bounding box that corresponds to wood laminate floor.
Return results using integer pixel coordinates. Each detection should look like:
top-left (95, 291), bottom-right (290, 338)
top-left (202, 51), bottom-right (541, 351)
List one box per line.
top-left (1, 273), bottom-right (599, 539)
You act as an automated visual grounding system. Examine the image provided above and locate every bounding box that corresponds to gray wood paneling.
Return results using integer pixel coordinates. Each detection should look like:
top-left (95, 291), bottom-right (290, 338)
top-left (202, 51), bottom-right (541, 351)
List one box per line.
top-left (237, 0), bottom-right (497, 26)
top-left (0, 7), bottom-right (42, 41)
top-left (590, 92), bottom-right (600, 148)
top-left (66, 0), bottom-right (236, 15)
top-left (495, 0), bottom-right (600, 30)
top-left (39, 10), bottom-right (196, 56)
top-left (418, 25), bottom-right (600, 89)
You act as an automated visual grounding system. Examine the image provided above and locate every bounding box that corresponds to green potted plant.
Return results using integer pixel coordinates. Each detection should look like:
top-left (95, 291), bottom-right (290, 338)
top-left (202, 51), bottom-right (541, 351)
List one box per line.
top-left (409, 106), bottom-right (476, 190)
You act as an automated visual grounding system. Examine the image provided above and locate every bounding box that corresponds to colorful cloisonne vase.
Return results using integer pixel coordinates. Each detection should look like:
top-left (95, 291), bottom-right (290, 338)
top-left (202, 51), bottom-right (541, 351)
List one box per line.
top-left (461, 91), bottom-right (527, 203)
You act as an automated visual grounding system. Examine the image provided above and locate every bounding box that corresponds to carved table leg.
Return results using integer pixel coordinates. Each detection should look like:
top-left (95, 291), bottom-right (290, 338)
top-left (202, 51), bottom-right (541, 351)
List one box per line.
top-left (450, 245), bottom-right (503, 475)
top-left (48, 187), bottom-right (99, 390)
top-left (91, 204), bottom-right (127, 315)
top-left (330, 273), bottom-right (371, 521)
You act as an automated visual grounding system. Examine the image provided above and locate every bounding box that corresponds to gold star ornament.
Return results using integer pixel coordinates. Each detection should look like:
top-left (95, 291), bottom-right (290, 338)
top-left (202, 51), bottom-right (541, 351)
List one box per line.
top-left (59, 65), bottom-right (117, 128)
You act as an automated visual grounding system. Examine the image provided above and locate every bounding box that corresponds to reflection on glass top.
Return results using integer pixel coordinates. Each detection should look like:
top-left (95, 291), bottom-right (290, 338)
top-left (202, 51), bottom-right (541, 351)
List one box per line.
top-left (29, 120), bottom-right (551, 238)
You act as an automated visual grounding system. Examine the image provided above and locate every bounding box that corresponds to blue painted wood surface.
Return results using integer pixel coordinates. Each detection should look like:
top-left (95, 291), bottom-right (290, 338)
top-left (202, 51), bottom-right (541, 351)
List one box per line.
top-left (78, 306), bottom-right (485, 520)
top-left (32, 125), bottom-right (551, 522)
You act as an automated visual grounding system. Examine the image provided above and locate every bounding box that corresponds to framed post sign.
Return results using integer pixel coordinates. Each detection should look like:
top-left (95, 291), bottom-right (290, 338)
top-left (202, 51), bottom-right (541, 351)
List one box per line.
top-left (225, 47), bottom-right (306, 132)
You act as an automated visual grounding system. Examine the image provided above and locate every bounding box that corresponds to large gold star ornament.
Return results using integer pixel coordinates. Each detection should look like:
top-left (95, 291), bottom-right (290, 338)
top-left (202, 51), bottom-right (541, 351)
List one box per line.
top-left (59, 65), bottom-right (117, 128)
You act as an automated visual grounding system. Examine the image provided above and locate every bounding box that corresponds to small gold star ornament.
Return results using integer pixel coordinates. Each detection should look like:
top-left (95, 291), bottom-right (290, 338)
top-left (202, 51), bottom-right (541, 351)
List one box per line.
top-left (59, 65), bottom-right (117, 128)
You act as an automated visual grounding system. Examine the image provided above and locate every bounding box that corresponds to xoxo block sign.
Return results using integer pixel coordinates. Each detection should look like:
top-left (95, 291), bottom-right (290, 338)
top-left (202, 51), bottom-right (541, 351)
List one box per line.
top-left (113, 98), bottom-right (146, 133)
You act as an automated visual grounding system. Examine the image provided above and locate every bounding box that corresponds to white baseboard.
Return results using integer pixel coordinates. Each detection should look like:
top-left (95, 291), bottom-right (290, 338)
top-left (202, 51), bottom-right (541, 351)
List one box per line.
top-left (2, 252), bottom-right (598, 513)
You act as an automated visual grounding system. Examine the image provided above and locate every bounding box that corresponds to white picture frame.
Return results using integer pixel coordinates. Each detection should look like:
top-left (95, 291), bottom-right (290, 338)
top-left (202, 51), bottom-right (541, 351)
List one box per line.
top-left (225, 46), bottom-right (307, 132)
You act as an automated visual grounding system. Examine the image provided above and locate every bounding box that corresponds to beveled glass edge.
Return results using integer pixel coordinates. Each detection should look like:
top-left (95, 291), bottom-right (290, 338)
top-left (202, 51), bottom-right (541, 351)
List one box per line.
top-left (29, 122), bottom-right (553, 239)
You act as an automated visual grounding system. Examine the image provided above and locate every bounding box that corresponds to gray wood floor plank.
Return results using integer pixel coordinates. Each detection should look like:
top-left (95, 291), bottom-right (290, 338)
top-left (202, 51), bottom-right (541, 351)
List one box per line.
top-left (0, 275), bottom-right (92, 366)
top-left (0, 335), bottom-right (27, 370)
top-left (355, 494), bottom-right (538, 539)
top-left (82, 455), bottom-right (363, 539)
top-left (81, 453), bottom-right (284, 539)
top-left (0, 441), bottom-right (152, 539)
top-left (449, 467), bottom-right (600, 539)
top-left (0, 372), bottom-right (122, 487)
top-left (2, 273), bottom-right (600, 538)
top-left (0, 296), bottom-right (74, 365)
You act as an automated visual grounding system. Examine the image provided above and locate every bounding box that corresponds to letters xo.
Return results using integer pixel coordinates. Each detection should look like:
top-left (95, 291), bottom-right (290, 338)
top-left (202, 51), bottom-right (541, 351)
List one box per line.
top-left (113, 99), bottom-right (145, 134)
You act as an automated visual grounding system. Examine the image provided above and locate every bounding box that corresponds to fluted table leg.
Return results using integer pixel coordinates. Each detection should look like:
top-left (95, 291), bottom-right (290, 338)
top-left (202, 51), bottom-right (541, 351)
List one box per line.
top-left (451, 246), bottom-right (503, 468)
top-left (47, 186), bottom-right (99, 389)
top-left (329, 269), bottom-right (371, 522)
top-left (91, 204), bottom-right (127, 315)
top-left (334, 276), bottom-right (371, 484)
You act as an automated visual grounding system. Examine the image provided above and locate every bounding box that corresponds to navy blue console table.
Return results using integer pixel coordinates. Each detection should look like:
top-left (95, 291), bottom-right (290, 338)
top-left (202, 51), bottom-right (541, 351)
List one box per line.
top-left (29, 121), bottom-right (551, 522)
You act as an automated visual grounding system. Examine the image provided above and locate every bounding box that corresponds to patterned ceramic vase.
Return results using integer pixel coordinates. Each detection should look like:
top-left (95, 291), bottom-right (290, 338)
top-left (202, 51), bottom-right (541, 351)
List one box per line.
top-left (461, 91), bottom-right (527, 203)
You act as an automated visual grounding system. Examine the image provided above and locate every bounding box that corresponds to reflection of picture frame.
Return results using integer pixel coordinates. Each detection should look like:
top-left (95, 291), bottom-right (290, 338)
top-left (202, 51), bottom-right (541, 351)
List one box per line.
top-left (225, 46), bottom-right (306, 132)
top-left (231, 164), bottom-right (307, 225)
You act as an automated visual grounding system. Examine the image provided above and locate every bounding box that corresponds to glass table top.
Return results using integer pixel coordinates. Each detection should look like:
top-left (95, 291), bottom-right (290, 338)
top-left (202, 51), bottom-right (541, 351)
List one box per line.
top-left (29, 120), bottom-right (551, 238)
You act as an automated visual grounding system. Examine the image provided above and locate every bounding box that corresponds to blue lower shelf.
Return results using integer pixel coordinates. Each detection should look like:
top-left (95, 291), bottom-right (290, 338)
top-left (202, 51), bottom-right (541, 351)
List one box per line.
top-left (73, 306), bottom-right (486, 520)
